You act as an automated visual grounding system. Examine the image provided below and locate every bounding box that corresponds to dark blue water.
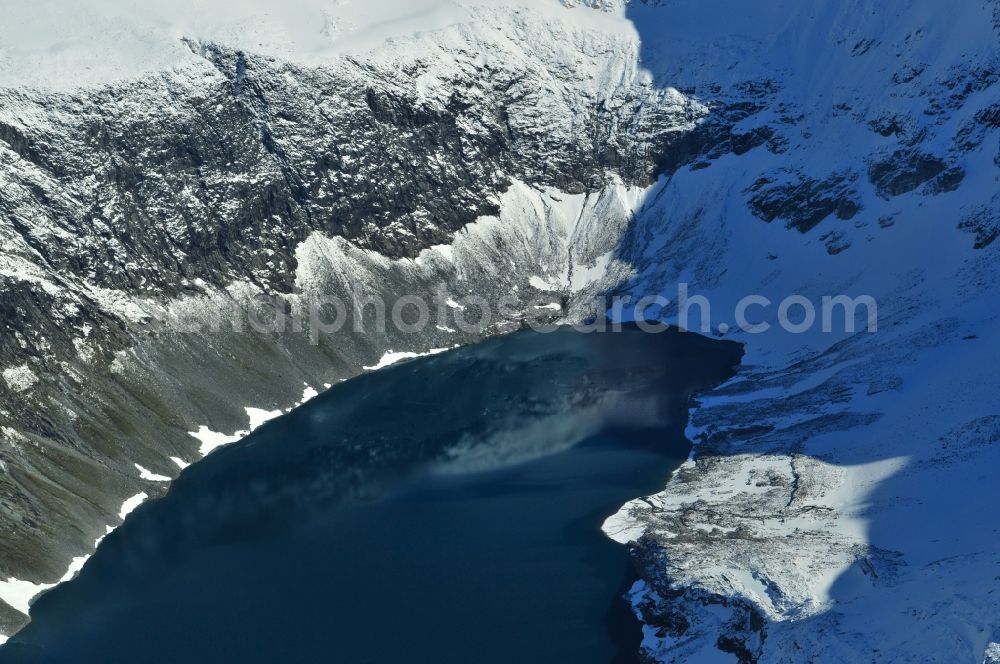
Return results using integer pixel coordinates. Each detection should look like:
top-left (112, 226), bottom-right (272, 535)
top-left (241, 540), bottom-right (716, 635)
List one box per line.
top-left (3, 326), bottom-right (740, 663)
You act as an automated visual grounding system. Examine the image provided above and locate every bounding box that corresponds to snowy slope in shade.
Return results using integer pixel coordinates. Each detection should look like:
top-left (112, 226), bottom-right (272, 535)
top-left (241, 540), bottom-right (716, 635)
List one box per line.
top-left (586, 0), bottom-right (1000, 660)
top-left (601, 155), bottom-right (1000, 661)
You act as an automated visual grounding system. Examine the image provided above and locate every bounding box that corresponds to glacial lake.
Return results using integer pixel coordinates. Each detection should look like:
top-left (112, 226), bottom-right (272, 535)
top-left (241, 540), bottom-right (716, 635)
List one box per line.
top-left (4, 325), bottom-right (740, 663)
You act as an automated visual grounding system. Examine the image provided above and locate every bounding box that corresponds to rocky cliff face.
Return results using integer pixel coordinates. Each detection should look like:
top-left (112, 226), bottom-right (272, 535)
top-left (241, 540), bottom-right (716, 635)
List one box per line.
top-left (1, 0), bottom-right (999, 659)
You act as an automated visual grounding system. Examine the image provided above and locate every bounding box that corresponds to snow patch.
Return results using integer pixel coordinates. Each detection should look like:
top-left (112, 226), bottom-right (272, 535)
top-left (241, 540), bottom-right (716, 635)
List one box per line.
top-left (60, 555), bottom-right (90, 583)
top-left (429, 244), bottom-right (454, 262)
top-left (245, 406), bottom-right (281, 430)
top-left (189, 405), bottom-right (285, 457)
top-left (529, 275), bottom-right (559, 290)
top-left (2, 365), bottom-right (37, 393)
top-left (135, 464), bottom-right (170, 482)
top-left (244, 406), bottom-right (282, 431)
top-left (188, 425), bottom-right (241, 457)
top-left (362, 347), bottom-right (452, 371)
top-left (0, 577), bottom-right (53, 615)
top-left (118, 492), bottom-right (148, 520)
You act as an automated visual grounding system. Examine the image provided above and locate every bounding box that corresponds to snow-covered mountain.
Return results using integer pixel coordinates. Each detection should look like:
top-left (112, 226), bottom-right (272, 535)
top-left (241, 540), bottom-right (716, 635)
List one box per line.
top-left (1, 0), bottom-right (999, 660)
